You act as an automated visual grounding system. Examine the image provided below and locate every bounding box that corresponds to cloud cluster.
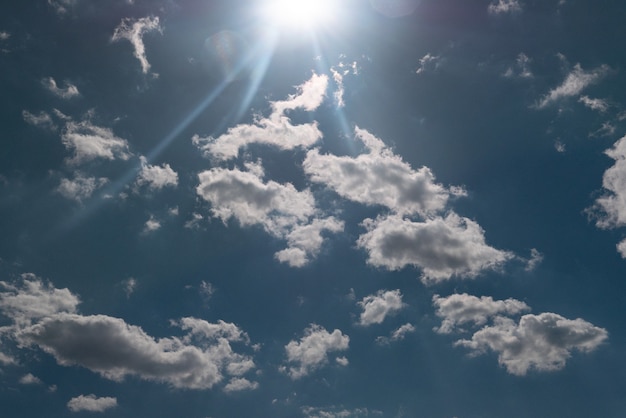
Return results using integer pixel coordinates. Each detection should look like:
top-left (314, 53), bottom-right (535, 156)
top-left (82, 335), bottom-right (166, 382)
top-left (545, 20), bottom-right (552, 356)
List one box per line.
top-left (111, 16), bottom-right (161, 74)
top-left (357, 289), bottom-right (405, 326)
top-left (1, 275), bottom-right (258, 391)
top-left (193, 73), bottom-right (328, 161)
top-left (433, 294), bottom-right (607, 375)
top-left (282, 324), bottom-right (349, 379)
top-left (67, 394), bottom-right (118, 413)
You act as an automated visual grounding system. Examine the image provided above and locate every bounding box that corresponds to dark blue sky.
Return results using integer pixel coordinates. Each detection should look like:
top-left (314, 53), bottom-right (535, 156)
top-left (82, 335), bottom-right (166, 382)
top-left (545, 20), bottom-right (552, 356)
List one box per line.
top-left (1, 0), bottom-right (626, 417)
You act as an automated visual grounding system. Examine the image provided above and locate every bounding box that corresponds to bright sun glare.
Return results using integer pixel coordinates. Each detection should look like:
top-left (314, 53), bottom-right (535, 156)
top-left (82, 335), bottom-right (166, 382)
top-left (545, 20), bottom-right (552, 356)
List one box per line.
top-left (262, 0), bottom-right (337, 30)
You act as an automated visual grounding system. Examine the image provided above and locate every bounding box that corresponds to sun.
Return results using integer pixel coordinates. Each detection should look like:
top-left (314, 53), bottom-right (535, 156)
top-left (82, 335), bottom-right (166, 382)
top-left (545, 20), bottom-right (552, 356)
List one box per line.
top-left (261, 0), bottom-right (338, 31)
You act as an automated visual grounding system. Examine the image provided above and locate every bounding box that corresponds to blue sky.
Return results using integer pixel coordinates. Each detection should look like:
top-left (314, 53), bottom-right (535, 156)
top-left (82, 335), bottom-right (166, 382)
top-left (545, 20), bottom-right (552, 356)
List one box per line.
top-left (1, 0), bottom-right (626, 417)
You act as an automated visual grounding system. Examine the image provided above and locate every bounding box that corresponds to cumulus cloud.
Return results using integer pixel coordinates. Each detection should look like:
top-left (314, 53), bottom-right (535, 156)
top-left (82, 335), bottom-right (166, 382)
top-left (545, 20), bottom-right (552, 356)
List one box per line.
top-left (433, 293), bottom-right (530, 334)
top-left (192, 73), bottom-right (328, 161)
top-left (135, 156), bottom-right (179, 191)
top-left (57, 173), bottom-right (108, 202)
top-left (1, 277), bottom-right (256, 390)
top-left (357, 290), bottom-right (405, 326)
top-left (196, 166), bottom-right (342, 267)
top-left (143, 216), bottom-right (161, 233)
top-left (455, 313), bottom-right (608, 375)
top-left (579, 96), bottom-right (609, 112)
top-left (537, 63), bottom-right (611, 108)
top-left (304, 127), bottom-right (464, 216)
top-left (19, 373), bottom-right (43, 385)
top-left (42, 77), bottom-right (80, 99)
top-left (282, 324), bottom-right (349, 379)
top-left (376, 323), bottom-right (416, 345)
top-left (223, 377), bottom-right (259, 393)
top-left (67, 394), bottom-right (118, 413)
top-left (488, 0), bottom-right (522, 14)
top-left (590, 135), bottom-right (626, 229)
top-left (111, 16), bottom-right (161, 74)
top-left (357, 214), bottom-right (513, 284)
top-left (62, 119), bottom-right (131, 165)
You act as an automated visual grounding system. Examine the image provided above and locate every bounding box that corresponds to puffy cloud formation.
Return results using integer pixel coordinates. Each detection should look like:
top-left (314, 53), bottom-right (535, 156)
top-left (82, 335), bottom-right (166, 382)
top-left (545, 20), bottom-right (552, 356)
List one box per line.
top-left (57, 173), bottom-right (108, 202)
top-left (357, 289), bottom-right (405, 326)
top-left (197, 166), bottom-right (343, 267)
top-left (1, 275), bottom-right (256, 390)
top-left (357, 214), bottom-right (513, 283)
top-left (67, 394), bottom-right (118, 413)
top-left (455, 313), bottom-right (608, 375)
top-left (42, 77), bottom-right (80, 99)
top-left (282, 324), bottom-right (349, 379)
top-left (62, 120), bottom-right (131, 165)
top-left (111, 16), bottom-right (161, 74)
top-left (488, 0), bottom-right (522, 14)
top-left (590, 135), bottom-right (626, 230)
top-left (135, 156), bottom-right (178, 190)
top-left (537, 63), bottom-right (611, 108)
top-left (223, 377), bottom-right (259, 393)
top-left (304, 127), bottom-right (463, 216)
top-left (433, 293), bottom-right (530, 334)
top-left (19, 373), bottom-right (43, 385)
top-left (192, 73), bottom-right (327, 161)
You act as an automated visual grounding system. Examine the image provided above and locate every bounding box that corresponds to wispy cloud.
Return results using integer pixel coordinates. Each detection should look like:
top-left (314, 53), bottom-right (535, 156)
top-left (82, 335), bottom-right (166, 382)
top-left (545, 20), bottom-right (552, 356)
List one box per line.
top-left (537, 63), bottom-right (611, 108)
top-left (56, 173), bottom-right (108, 202)
top-left (111, 16), bottom-right (162, 74)
top-left (42, 77), bottom-right (80, 99)
top-left (488, 0), bottom-right (522, 15)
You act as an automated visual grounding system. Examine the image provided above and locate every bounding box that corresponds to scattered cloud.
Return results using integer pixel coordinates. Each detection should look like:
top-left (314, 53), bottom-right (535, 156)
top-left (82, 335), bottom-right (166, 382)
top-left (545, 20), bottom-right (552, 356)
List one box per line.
top-left (143, 215), bottom-right (161, 233)
top-left (196, 166), bottom-right (342, 267)
top-left (590, 135), bottom-right (626, 229)
top-left (415, 53), bottom-right (441, 75)
top-left (48, 0), bottom-right (77, 15)
top-left (135, 156), bottom-right (178, 191)
top-left (22, 110), bottom-right (56, 130)
top-left (282, 324), bottom-right (349, 379)
top-left (488, 0), bottom-right (522, 15)
top-left (67, 394), bottom-right (118, 413)
top-left (122, 277), bottom-right (137, 298)
top-left (455, 313), bottom-right (607, 375)
top-left (357, 214), bottom-right (514, 284)
top-left (62, 119), bottom-right (131, 165)
top-left (192, 73), bottom-right (328, 161)
top-left (223, 377), bottom-right (259, 393)
top-left (19, 373), bottom-right (43, 385)
top-left (56, 173), bottom-right (108, 202)
top-left (0, 31), bottom-right (10, 41)
top-left (301, 406), bottom-right (383, 418)
top-left (433, 293), bottom-right (530, 334)
top-left (42, 77), bottom-right (80, 99)
top-left (537, 63), bottom-right (611, 108)
top-left (357, 289), bottom-right (405, 326)
top-left (503, 53), bottom-right (533, 79)
top-left (111, 16), bottom-right (162, 74)
top-left (579, 96), bottom-right (609, 112)
top-left (376, 323), bottom-right (416, 345)
top-left (524, 248), bottom-right (544, 271)
top-left (304, 127), bottom-right (465, 216)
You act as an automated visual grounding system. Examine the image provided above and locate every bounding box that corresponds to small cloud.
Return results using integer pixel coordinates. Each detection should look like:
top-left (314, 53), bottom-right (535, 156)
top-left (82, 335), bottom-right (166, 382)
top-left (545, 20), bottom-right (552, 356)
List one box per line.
top-left (168, 206), bottom-right (179, 216)
top-left (184, 213), bottom-right (204, 229)
top-left (554, 141), bottom-right (566, 153)
top-left (579, 96), bottom-right (609, 112)
top-left (22, 110), bottom-right (56, 130)
top-left (199, 280), bottom-right (214, 301)
top-left (488, 0), bottom-right (522, 15)
top-left (19, 373), bottom-right (43, 385)
top-left (67, 394), bottom-right (118, 413)
top-left (56, 174), bottom-right (108, 202)
top-left (503, 53), bottom-right (533, 79)
top-left (135, 156), bottom-right (179, 191)
top-left (223, 377), bottom-right (259, 393)
top-left (122, 277), bottom-right (137, 298)
top-left (415, 53), bottom-right (441, 75)
top-left (143, 216), bottom-right (161, 233)
top-left (357, 289), bottom-right (405, 326)
top-left (537, 63), bottom-right (611, 109)
top-left (42, 77), bottom-right (80, 99)
top-left (0, 31), bottom-right (10, 41)
top-left (335, 356), bottom-right (349, 366)
top-left (62, 119), bottom-right (131, 165)
top-left (111, 16), bottom-right (162, 74)
top-left (524, 248), bottom-right (544, 271)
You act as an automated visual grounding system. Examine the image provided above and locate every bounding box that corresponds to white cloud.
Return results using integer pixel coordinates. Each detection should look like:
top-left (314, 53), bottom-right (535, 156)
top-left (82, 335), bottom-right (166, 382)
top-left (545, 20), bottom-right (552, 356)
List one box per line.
top-left (376, 323), bottom-right (416, 345)
top-left (357, 214), bottom-right (514, 284)
top-left (282, 324), bottom-right (349, 379)
top-left (590, 135), bottom-right (626, 229)
top-left (122, 277), bottom-right (137, 298)
top-left (57, 173), bottom-right (108, 202)
top-left (0, 274), bottom-right (79, 327)
top-left (579, 95), bottom-right (609, 112)
top-left (192, 73), bottom-right (328, 161)
top-left (143, 216), bottom-right (161, 233)
top-left (357, 289), bottom-right (405, 326)
top-left (524, 248), bottom-right (544, 271)
top-left (304, 127), bottom-right (464, 216)
top-left (196, 166), bottom-right (342, 267)
top-left (488, 0), bottom-right (522, 14)
top-left (503, 53), bottom-right (533, 79)
top-left (19, 373), bottom-right (43, 385)
top-left (135, 156), bottom-right (179, 191)
top-left (301, 406), bottom-right (382, 418)
top-left (22, 110), bottom-right (56, 130)
top-left (67, 394), bottom-right (118, 413)
top-left (455, 313), bottom-right (608, 375)
top-left (223, 377), bottom-right (259, 393)
top-left (0, 351), bottom-right (16, 365)
top-left (111, 16), bottom-right (161, 74)
top-left (0, 31), bottom-right (10, 41)
top-left (62, 119), bottom-right (131, 165)
top-left (415, 53), bottom-right (441, 75)
top-left (42, 77), bottom-right (80, 99)
top-left (433, 293), bottom-right (530, 334)
top-left (184, 212), bottom-right (204, 229)
top-left (617, 238), bottom-right (626, 258)
top-left (537, 63), bottom-right (611, 108)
